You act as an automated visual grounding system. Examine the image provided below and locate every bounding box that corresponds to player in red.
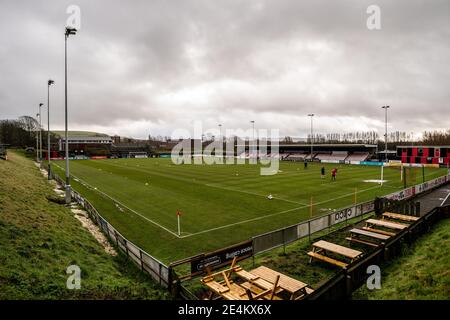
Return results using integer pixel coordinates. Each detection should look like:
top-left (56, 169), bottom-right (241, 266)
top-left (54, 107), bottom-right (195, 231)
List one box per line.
top-left (331, 168), bottom-right (337, 181)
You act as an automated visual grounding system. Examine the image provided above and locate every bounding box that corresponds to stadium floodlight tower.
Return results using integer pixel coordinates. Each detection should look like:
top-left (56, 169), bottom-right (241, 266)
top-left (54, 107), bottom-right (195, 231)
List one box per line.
top-left (39, 103), bottom-right (45, 161)
top-left (308, 114), bottom-right (314, 161)
top-left (381, 105), bottom-right (390, 162)
top-left (47, 79), bottom-right (55, 179)
top-left (64, 26), bottom-right (77, 204)
top-left (250, 120), bottom-right (255, 159)
top-left (36, 110), bottom-right (41, 163)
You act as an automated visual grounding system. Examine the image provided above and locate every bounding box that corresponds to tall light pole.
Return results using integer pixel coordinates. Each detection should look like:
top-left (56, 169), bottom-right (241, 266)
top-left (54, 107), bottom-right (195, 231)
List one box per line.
top-left (381, 106), bottom-right (390, 162)
top-left (308, 114), bottom-right (314, 161)
top-left (47, 79), bottom-right (54, 179)
top-left (65, 26), bottom-right (77, 204)
top-left (218, 123), bottom-right (222, 157)
top-left (36, 111), bottom-right (40, 163)
top-left (39, 103), bottom-right (44, 161)
top-left (250, 120), bottom-right (255, 159)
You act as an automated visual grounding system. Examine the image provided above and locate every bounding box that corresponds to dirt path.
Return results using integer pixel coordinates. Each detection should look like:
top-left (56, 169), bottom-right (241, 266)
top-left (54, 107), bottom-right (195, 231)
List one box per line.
top-left (35, 162), bottom-right (117, 256)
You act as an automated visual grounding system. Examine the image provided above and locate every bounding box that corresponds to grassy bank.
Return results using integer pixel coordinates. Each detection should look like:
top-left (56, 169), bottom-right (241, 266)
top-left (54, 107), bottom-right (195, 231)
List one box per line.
top-left (0, 151), bottom-right (169, 299)
top-left (353, 218), bottom-right (450, 300)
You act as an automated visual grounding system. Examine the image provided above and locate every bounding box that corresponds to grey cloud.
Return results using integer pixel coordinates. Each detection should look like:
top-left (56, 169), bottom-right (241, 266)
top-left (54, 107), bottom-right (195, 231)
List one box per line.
top-left (0, 0), bottom-right (449, 138)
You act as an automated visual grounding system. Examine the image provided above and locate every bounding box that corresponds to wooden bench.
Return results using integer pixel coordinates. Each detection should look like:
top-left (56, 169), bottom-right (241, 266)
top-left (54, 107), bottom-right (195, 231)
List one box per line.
top-left (250, 266), bottom-right (313, 300)
top-left (202, 278), bottom-right (245, 300)
top-left (346, 228), bottom-right (390, 247)
top-left (307, 251), bottom-right (348, 268)
top-left (240, 282), bottom-right (283, 300)
top-left (362, 227), bottom-right (396, 237)
top-left (382, 212), bottom-right (419, 222)
top-left (365, 218), bottom-right (408, 230)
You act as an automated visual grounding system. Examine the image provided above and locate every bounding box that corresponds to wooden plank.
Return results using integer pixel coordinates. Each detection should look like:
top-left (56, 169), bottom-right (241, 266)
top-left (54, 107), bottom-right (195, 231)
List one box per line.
top-left (312, 240), bottom-right (363, 259)
top-left (349, 228), bottom-right (390, 240)
top-left (235, 268), bottom-right (260, 281)
top-left (250, 266), bottom-right (308, 294)
top-left (307, 251), bottom-right (348, 268)
top-left (346, 237), bottom-right (379, 248)
top-left (203, 280), bottom-right (230, 294)
top-left (365, 218), bottom-right (408, 230)
top-left (362, 227), bottom-right (396, 237)
top-left (382, 212), bottom-right (419, 222)
top-left (240, 282), bottom-right (282, 300)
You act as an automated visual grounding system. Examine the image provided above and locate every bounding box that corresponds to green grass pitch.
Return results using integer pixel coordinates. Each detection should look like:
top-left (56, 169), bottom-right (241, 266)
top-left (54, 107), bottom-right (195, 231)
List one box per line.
top-left (49, 158), bottom-right (447, 263)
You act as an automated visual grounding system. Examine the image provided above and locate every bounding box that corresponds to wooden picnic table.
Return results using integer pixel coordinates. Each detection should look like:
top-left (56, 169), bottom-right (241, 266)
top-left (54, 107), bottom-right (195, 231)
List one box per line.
top-left (234, 266), bottom-right (283, 294)
top-left (365, 218), bottom-right (408, 230)
top-left (346, 228), bottom-right (390, 247)
top-left (202, 278), bottom-right (248, 300)
top-left (382, 212), bottom-right (419, 222)
top-left (349, 228), bottom-right (390, 241)
top-left (308, 240), bottom-right (363, 268)
top-left (313, 240), bottom-right (363, 260)
top-left (250, 266), bottom-right (313, 300)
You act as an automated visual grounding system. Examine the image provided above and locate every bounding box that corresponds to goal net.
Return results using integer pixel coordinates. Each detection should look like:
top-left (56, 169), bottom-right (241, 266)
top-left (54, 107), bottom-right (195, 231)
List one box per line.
top-left (128, 152), bottom-right (148, 158)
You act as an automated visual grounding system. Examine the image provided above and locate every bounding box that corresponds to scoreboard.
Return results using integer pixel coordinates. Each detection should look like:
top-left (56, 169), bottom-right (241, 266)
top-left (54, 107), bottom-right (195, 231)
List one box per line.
top-left (397, 146), bottom-right (450, 165)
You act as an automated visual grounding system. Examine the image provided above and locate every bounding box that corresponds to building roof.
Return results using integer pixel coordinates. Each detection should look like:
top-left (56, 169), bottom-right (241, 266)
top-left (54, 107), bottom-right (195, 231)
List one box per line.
top-left (52, 131), bottom-right (110, 138)
top-left (60, 136), bottom-right (112, 142)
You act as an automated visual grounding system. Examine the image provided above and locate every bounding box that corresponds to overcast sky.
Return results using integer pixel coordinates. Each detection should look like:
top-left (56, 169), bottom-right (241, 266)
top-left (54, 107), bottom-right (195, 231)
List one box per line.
top-left (0, 0), bottom-right (449, 139)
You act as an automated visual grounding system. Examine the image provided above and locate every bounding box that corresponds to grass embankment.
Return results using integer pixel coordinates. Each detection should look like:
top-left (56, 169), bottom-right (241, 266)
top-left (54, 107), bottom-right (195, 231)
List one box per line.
top-left (0, 151), bottom-right (169, 299)
top-left (354, 218), bottom-right (450, 300)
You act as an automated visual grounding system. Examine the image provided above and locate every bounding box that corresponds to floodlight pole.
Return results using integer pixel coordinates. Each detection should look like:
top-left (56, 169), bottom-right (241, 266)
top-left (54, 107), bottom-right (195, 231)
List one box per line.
top-left (47, 80), bottom-right (54, 179)
top-left (250, 120), bottom-right (255, 160)
top-left (308, 114), bottom-right (314, 161)
top-left (65, 26), bottom-right (77, 204)
top-left (39, 103), bottom-right (44, 161)
top-left (382, 106), bottom-right (390, 162)
top-left (36, 112), bottom-right (40, 163)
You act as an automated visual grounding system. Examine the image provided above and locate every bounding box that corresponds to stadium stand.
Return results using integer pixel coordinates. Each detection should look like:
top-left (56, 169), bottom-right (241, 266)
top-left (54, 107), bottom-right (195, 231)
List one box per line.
top-left (345, 152), bottom-right (370, 162)
top-left (287, 153), bottom-right (308, 161)
top-left (316, 151), bottom-right (349, 162)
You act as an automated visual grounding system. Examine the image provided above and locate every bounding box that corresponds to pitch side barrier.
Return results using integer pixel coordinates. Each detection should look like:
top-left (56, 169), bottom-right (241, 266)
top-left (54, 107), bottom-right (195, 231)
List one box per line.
top-left (44, 165), bottom-right (171, 289)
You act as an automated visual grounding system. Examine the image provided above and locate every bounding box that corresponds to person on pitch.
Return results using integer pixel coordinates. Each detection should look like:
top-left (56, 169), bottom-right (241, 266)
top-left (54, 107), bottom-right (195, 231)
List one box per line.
top-left (331, 167), bottom-right (337, 181)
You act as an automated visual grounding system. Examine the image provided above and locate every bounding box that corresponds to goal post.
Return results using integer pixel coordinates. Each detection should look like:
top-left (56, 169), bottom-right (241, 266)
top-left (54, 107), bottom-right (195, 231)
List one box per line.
top-left (128, 151), bottom-right (148, 158)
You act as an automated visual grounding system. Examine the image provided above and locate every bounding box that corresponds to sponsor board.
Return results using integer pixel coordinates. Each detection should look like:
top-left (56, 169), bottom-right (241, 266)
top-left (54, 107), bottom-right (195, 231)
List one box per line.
top-left (320, 160), bottom-right (340, 164)
top-left (360, 161), bottom-right (383, 166)
top-left (190, 240), bottom-right (253, 274)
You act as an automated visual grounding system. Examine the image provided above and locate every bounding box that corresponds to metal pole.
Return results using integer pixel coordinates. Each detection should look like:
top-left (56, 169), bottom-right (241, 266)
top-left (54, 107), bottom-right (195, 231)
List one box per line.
top-left (311, 115), bottom-right (313, 158)
top-left (382, 106), bottom-right (390, 162)
top-left (385, 107), bottom-right (387, 161)
top-left (47, 81), bottom-right (53, 179)
top-left (36, 112), bottom-right (39, 163)
top-left (39, 104), bottom-right (43, 161)
top-left (65, 32), bottom-right (71, 204)
top-left (308, 114), bottom-right (314, 161)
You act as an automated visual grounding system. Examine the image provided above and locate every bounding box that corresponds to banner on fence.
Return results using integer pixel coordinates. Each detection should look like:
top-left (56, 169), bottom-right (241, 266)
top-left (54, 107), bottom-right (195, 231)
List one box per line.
top-left (190, 240), bottom-right (253, 274)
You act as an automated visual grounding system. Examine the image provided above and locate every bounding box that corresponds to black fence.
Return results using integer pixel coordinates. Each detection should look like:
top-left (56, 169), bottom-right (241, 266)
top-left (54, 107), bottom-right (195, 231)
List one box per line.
top-left (305, 204), bottom-right (449, 300)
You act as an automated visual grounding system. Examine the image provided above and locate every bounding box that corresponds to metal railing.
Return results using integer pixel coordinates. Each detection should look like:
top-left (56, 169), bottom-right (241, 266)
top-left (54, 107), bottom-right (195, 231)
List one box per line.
top-left (51, 173), bottom-right (171, 288)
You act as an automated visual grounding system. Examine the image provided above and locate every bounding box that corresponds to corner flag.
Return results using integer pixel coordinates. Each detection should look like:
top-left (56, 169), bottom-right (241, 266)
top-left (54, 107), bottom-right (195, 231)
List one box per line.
top-left (176, 210), bottom-right (182, 236)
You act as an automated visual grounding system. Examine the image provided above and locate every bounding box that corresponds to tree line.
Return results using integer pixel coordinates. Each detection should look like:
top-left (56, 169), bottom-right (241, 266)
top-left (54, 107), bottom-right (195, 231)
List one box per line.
top-left (0, 116), bottom-right (60, 148)
top-left (2, 116), bottom-right (450, 148)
